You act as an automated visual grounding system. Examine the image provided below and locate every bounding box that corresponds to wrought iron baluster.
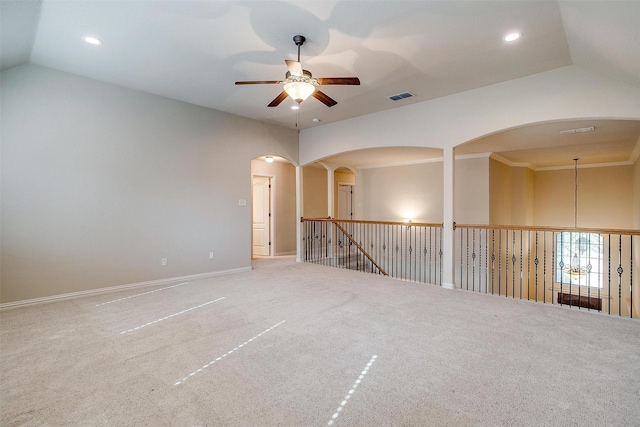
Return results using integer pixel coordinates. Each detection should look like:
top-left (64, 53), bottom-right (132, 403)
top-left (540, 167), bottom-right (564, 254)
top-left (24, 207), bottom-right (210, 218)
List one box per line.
top-left (618, 234), bottom-right (623, 316)
top-left (466, 228), bottom-right (470, 290)
top-left (419, 226), bottom-right (424, 283)
top-left (595, 232), bottom-right (600, 311)
top-left (519, 230), bottom-right (523, 299)
top-left (511, 230), bottom-right (516, 298)
top-left (608, 234), bottom-right (611, 314)
top-left (472, 229), bottom-right (476, 292)
top-left (485, 229), bottom-right (489, 293)
top-left (405, 224), bottom-right (409, 280)
top-left (542, 231), bottom-right (556, 304)
top-left (499, 229), bottom-right (503, 297)
top-left (323, 222), bottom-right (328, 266)
top-left (491, 230), bottom-right (495, 295)
top-left (559, 232), bottom-right (564, 306)
top-left (460, 228), bottom-right (464, 288)
top-left (630, 235), bottom-right (633, 319)
top-left (432, 226), bottom-right (436, 284)
top-left (569, 231), bottom-right (573, 307)
top-left (439, 226), bottom-right (443, 286)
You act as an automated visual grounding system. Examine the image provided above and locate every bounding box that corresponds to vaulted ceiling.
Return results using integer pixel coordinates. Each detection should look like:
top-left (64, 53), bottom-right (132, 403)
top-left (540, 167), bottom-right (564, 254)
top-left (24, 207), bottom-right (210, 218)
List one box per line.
top-left (1, 0), bottom-right (639, 168)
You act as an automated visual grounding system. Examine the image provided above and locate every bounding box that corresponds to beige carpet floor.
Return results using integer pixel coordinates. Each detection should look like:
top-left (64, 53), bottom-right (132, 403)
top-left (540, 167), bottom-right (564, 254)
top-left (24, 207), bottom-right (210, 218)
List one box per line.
top-left (1, 256), bottom-right (639, 426)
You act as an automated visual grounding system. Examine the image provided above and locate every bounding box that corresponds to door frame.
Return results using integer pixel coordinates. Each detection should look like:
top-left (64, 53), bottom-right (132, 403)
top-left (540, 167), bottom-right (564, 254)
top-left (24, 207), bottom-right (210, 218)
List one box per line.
top-left (337, 182), bottom-right (354, 220)
top-left (251, 174), bottom-right (276, 258)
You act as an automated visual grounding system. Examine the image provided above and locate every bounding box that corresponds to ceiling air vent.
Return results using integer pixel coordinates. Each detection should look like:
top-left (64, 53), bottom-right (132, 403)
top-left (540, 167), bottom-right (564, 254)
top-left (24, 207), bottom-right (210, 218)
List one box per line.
top-left (388, 91), bottom-right (414, 101)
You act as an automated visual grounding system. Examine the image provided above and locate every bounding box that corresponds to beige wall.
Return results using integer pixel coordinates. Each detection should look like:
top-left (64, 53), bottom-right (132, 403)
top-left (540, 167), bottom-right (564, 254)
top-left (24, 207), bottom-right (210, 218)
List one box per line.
top-left (489, 159), bottom-right (633, 229)
top-left (251, 160), bottom-right (297, 256)
top-left (534, 165), bottom-right (634, 229)
top-left (456, 157), bottom-right (489, 224)
top-left (489, 158), bottom-right (512, 225)
top-left (511, 167), bottom-right (535, 226)
top-left (302, 166), bottom-right (328, 218)
top-left (361, 162), bottom-right (443, 222)
top-left (359, 157), bottom-right (489, 224)
top-left (489, 160), bottom-right (534, 226)
top-left (1, 64), bottom-right (298, 303)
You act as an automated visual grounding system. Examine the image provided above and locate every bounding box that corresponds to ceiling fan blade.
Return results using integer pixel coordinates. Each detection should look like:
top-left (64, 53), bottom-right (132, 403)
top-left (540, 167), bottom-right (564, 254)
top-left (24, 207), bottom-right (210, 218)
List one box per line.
top-left (312, 90), bottom-right (338, 107)
top-left (235, 80), bottom-right (282, 85)
top-left (316, 77), bottom-right (361, 85)
top-left (268, 91), bottom-right (289, 107)
top-left (285, 60), bottom-right (303, 77)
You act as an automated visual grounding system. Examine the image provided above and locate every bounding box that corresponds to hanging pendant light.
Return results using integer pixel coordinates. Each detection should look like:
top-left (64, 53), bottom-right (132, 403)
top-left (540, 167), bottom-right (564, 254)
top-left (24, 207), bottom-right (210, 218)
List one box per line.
top-left (573, 158), bottom-right (579, 228)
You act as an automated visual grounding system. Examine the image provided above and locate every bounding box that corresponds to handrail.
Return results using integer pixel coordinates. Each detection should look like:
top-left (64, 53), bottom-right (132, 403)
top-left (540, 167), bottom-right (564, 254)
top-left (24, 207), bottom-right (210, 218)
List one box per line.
top-left (301, 217), bottom-right (442, 285)
top-left (454, 223), bottom-right (637, 318)
top-left (332, 220), bottom-right (388, 276)
top-left (455, 223), bottom-right (640, 235)
top-left (302, 217), bottom-right (443, 228)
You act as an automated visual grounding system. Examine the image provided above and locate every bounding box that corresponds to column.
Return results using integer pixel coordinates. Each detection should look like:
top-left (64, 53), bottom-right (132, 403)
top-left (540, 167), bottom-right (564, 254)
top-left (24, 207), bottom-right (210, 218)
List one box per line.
top-left (295, 165), bottom-right (304, 263)
top-left (442, 147), bottom-right (456, 289)
top-left (327, 167), bottom-right (335, 218)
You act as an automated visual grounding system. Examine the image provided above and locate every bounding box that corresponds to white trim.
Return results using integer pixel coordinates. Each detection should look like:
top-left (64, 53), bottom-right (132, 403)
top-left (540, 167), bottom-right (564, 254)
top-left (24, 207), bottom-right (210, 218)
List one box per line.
top-left (0, 267), bottom-right (251, 310)
top-left (630, 136), bottom-right (640, 163)
top-left (536, 160), bottom-right (633, 171)
top-left (358, 156), bottom-right (443, 170)
top-left (252, 174), bottom-right (275, 257)
top-left (489, 153), bottom-right (535, 170)
top-left (357, 152), bottom-right (513, 171)
top-left (339, 151), bottom-right (634, 172)
top-left (275, 250), bottom-right (297, 256)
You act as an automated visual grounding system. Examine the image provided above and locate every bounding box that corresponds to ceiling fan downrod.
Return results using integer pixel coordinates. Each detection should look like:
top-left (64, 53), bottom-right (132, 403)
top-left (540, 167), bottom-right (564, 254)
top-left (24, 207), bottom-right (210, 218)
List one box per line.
top-left (293, 35), bottom-right (305, 62)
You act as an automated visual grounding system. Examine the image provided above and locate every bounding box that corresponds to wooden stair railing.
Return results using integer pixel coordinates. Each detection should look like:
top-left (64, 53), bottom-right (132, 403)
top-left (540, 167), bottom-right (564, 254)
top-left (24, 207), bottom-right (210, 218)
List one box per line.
top-left (302, 217), bottom-right (444, 284)
top-left (331, 220), bottom-right (388, 276)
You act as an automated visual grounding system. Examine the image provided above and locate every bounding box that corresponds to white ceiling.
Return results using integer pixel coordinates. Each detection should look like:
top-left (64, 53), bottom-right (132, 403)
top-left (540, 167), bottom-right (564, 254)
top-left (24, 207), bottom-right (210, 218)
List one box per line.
top-left (1, 0), bottom-right (639, 168)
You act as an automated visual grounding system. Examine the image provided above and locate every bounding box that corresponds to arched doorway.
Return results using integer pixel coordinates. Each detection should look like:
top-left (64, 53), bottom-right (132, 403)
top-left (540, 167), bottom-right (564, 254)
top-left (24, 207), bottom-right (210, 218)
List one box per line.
top-left (251, 156), bottom-right (297, 258)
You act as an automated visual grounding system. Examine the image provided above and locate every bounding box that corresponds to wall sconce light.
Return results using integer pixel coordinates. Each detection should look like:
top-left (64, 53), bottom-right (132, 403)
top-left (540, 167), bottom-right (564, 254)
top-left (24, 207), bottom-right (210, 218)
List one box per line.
top-left (265, 156), bottom-right (274, 163)
top-left (404, 219), bottom-right (413, 229)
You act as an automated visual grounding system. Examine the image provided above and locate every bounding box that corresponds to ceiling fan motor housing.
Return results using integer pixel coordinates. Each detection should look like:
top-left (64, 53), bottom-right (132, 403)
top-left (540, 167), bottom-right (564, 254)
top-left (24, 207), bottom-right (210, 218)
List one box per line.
top-left (293, 35), bottom-right (306, 46)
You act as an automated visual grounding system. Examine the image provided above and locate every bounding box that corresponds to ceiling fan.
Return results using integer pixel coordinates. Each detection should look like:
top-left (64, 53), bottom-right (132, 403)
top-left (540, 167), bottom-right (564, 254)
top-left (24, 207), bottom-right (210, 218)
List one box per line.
top-left (235, 35), bottom-right (360, 108)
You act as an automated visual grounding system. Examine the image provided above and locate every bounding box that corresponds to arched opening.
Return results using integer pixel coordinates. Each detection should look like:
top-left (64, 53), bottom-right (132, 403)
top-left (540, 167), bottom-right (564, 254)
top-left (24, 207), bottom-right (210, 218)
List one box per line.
top-left (250, 155), bottom-right (297, 259)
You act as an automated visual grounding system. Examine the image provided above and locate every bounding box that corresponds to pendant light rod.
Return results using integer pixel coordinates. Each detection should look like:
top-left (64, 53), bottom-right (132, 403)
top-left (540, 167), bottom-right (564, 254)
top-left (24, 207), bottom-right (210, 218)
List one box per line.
top-left (573, 158), bottom-right (579, 228)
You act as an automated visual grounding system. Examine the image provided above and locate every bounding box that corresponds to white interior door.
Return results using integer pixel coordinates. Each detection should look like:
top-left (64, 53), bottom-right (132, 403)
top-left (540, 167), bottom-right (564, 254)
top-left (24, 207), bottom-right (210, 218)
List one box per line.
top-left (252, 176), bottom-right (271, 256)
top-left (338, 184), bottom-right (353, 220)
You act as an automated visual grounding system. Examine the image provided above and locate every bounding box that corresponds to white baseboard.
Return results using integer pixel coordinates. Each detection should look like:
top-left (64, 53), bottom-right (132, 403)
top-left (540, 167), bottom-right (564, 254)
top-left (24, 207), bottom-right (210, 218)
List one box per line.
top-left (0, 267), bottom-right (252, 310)
top-left (442, 282), bottom-right (456, 290)
top-left (274, 251), bottom-right (296, 256)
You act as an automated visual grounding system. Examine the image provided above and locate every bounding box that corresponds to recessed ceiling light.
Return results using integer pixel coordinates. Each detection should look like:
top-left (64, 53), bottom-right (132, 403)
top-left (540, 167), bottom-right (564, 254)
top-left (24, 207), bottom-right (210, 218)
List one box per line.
top-left (503, 32), bottom-right (522, 42)
top-left (82, 36), bottom-right (103, 45)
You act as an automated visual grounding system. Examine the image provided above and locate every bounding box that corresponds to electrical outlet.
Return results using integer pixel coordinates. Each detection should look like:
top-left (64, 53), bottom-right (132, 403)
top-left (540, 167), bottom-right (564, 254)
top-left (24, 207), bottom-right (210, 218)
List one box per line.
top-left (161, 258), bottom-right (168, 266)
top-left (209, 252), bottom-right (214, 259)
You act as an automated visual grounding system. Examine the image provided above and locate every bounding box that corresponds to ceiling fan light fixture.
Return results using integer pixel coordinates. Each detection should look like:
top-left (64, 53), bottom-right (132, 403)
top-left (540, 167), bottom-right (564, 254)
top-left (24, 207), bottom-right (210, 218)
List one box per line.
top-left (283, 81), bottom-right (316, 103)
